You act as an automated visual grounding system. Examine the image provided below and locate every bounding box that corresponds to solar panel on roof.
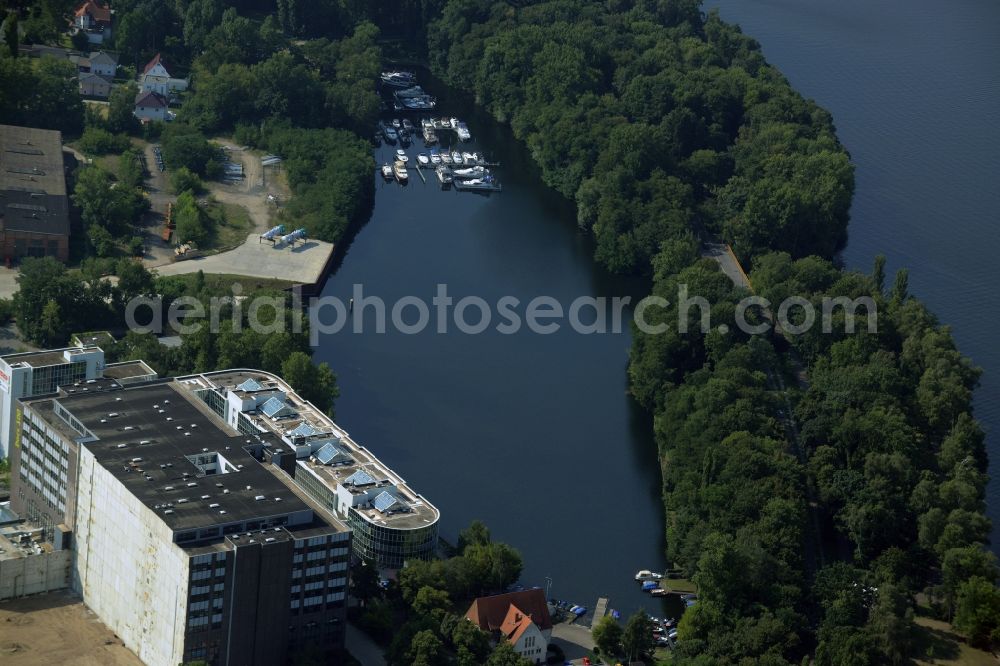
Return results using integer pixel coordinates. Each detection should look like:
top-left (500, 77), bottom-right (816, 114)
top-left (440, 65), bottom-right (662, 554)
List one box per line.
top-left (345, 469), bottom-right (376, 486)
top-left (315, 442), bottom-right (344, 465)
top-left (261, 396), bottom-right (295, 418)
top-left (237, 378), bottom-right (264, 392)
top-left (289, 422), bottom-right (319, 438)
top-left (372, 491), bottom-right (399, 513)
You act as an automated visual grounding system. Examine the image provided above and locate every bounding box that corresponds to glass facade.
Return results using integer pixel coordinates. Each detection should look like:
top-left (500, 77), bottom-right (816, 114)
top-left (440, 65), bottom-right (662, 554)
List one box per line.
top-left (347, 508), bottom-right (437, 569)
top-left (31, 361), bottom-right (86, 395)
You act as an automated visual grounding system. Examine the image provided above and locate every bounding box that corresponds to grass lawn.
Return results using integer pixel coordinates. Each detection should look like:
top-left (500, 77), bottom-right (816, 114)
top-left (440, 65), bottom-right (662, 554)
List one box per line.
top-left (912, 616), bottom-right (996, 665)
top-left (158, 272), bottom-right (296, 294)
top-left (204, 201), bottom-right (253, 251)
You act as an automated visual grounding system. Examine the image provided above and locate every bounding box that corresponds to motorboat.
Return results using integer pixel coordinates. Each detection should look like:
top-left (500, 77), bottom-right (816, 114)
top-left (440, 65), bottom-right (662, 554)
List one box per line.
top-left (435, 166), bottom-right (453, 184)
top-left (402, 118), bottom-right (414, 131)
top-left (421, 118), bottom-right (434, 129)
top-left (429, 150), bottom-right (442, 165)
top-left (381, 163), bottom-right (393, 179)
top-left (634, 570), bottom-right (662, 581)
top-left (395, 149), bottom-right (408, 163)
top-left (451, 151), bottom-right (462, 164)
top-left (423, 127), bottom-right (438, 143)
top-left (461, 152), bottom-right (475, 163)
top-left (650, 588), bottom-right (669, 597)
top-left (395, 86), bottom-right (427, 99)
top-left (391, 118), bottom-right (401, 129)
top-left (417, 153), bottom-right (430, 166)
top-left (383, 126), bottom-right (398, 142)
top-left (453, 176), bottom-right (501, 192)
top-left (641, 581), bottom-right (660, 592)
top-left (440, 152), bottom-right (453, 165)
top-left (452, 166), bottom-right (487, 179)
top-left (456, 122), bottom-right (471, 141)
top-left (381, 71), bottom-right (416, 87)
top-left (450, 117), bottom-right (459, 128)
top-left (392, 160), bottom-right (408, 181)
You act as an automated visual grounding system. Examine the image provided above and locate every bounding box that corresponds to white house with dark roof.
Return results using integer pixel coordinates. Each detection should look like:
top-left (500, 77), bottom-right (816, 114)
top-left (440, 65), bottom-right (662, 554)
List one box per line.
top-left (79, 72), bottom-right (113, 99)
top-left (139, 53), bottom-right (188, 96)
top-left (133, 90), bottom-right (169, 122)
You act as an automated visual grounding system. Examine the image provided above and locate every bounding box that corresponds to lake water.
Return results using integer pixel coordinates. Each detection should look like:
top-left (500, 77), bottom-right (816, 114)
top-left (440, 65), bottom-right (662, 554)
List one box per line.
top-left (313, 83), bottom-right (676, 618)
top-left (314, 0), bottom-right (1000, 621)
top-left (708, 0), bottom-right (1000, 545)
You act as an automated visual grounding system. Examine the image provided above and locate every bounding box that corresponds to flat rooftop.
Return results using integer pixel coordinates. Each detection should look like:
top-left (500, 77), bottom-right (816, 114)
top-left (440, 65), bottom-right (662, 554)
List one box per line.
top-left (29, 380), bottom-right (334, 534)
top-left (179, 370), bottom-right (440, 531)
top-left (1, 346), bottom-right (99, 369)
top-left (0, 124), bottom-right (66, 196)
top-left (103, 359), bottom-right (156, 380)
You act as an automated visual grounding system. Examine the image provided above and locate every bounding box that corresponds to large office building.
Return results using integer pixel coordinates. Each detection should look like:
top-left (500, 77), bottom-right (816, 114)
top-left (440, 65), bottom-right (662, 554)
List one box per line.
top-left (181, 369), bottom-right (441, 569)
top-left (0, 124), bottom-right (72, 262)
top-left (3, 346), bottom-right (440, 665)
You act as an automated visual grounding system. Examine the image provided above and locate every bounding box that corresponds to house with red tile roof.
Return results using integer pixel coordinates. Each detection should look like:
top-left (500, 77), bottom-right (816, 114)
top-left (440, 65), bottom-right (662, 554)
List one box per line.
top-left (139, 53), bottom-right (188, 96)
top-left (72, 1), bottom-right (112, 45)
top-left (465, 589), bottom-right (552, 664)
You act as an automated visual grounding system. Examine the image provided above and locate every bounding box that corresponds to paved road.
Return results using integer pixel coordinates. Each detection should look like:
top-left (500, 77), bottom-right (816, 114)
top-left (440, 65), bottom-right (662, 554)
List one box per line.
top-left (345, 623), bottom-right (386, 666)
top-left (552, 622), bottom-right (595, 663)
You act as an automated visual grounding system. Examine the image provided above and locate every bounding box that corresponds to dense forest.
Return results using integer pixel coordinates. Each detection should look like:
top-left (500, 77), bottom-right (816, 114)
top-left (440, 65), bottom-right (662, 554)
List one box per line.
top-left (426, 0), bottom-right (996, 663)
top-left (3, 0), bottom-right (996, 662)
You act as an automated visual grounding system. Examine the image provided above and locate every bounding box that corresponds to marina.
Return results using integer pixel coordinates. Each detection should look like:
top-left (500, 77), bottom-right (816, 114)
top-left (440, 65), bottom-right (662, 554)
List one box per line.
top-left (377, 70), bottom-right (502, 195)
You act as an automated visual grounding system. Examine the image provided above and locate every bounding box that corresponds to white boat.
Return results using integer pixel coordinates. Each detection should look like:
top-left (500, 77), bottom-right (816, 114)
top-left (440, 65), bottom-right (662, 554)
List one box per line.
top-left (634, 570), bottom-right (662, 581)
top-left (452, 166), bottom-right (487, 179)
top-left (421, 118), bottom-right (434, 129)
top-left (381, 71), bottom-right (416, 88)
top-left (435, 166), bottom-right (453, 184)
top-left (395, 86), bottom-right (427, 99)
top-left (450, 117), bottom-right (459, 128)
top-left (381, 163), bottom-right (393, 179)
top-left (430, 151), bottom-right (442, 165)
top-left (393, 161), bottom-right (408, 181)
top-left (417, 153), bottom-right (430, 166)
top-left (453, 176), bottom-right (501, 192)
top-left (456, 122), bottom-right (471, 141)
top-left (451, 151), bottom-right (462, 164)
top-left (423, 127), bottom-right (438, 143)
top-left (440, 152), bottom-right (453, 165)
top-left (395, 149), bottom-right (408, 163)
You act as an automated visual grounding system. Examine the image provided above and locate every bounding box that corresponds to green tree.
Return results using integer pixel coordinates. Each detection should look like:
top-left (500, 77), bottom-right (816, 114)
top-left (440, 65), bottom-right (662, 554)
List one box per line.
top-left (485, 642), bottom-right (533, 666)
top-left (406, 629), bottom-right (444, 666)
top-left (954, 576), bottom-right (1000, 650)
top-left (174, 191), bottom-right (209, 245)
top-left (171, 167), bottom-right (203, 194)
top-left (107, 83), bottom-right (140, 134)
top-left (39, 299), bottom-right (65, 347)
top-left (350, 560), bottom-right (381, 608)
top-left (622, 610), bottom-right (655, 662)
top-left (451, 620), bottom-right (491, 664)
top-left (592, 615), bottom-right (623, 657)
top-left (280, 351), bottom-right (339, 415)
top-left (412, 585), bottom-right (451, 617)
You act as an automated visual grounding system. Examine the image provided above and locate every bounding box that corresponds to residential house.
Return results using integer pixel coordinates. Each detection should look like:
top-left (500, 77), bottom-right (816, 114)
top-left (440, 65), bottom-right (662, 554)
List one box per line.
top-left (81, 50), bottom-right (117, 78)
top-left (73, 0), bottom-right (112, 45)
top-left (79, 72), bottom-right (113, 99)
top-left (133, 90), bottom-right (169, 122)
top-left (465, 589), bottom-right (553, 665)
top-left (139, 53), bottom-right (188, 96)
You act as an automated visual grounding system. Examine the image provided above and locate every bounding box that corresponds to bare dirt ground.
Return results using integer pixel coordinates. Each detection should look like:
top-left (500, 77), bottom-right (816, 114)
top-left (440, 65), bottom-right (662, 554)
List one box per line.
top-left (0, 591), bottom-right (142, 666)
top-left (144, 140), bottom-right (288, 272)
